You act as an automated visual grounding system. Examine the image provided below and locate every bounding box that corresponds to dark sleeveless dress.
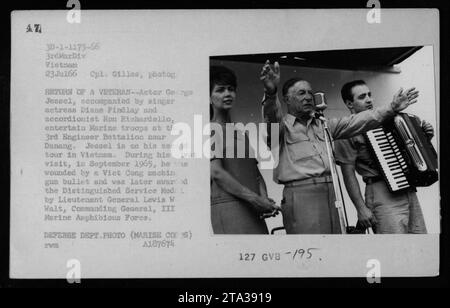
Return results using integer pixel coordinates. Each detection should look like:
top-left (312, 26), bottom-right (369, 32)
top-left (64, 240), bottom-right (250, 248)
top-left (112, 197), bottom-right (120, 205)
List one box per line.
top-left (210, 125), bottom-right (269, 234)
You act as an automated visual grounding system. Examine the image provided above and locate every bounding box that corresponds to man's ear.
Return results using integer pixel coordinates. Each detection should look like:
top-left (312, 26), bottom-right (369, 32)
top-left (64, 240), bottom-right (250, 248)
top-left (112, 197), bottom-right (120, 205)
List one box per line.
top-left (345, 99), bottom-right (354, 111)
top-left (283, 95), bottom-right (290, 106)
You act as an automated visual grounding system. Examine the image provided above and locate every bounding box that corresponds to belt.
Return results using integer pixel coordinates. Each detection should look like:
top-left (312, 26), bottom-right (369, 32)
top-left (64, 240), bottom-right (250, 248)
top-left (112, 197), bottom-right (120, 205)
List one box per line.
top-left (363, 176), bottom-right (383, 184)
top-left (282, 175), bottom-right (333, 187)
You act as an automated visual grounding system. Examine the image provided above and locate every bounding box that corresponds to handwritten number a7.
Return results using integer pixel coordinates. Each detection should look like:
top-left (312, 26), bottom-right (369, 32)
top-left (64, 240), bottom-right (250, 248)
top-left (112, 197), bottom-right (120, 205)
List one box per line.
top-left (26, 24), bottom-right (42, 33)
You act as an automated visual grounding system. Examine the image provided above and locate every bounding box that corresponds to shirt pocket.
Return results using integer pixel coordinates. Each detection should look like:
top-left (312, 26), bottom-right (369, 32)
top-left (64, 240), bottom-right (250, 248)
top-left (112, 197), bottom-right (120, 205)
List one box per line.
top-left (285, 135), bottom-right (318, 162)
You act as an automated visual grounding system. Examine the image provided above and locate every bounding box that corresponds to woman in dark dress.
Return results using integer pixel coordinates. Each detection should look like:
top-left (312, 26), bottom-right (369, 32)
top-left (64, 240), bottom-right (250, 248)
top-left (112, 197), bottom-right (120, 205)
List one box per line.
top-left (209, 65), bottom-right (280, 234)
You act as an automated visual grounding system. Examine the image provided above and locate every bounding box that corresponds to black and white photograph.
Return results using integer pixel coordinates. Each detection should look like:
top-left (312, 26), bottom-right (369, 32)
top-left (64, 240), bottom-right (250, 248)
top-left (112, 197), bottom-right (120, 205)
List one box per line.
top-left (209, 46), bottom-right (438, 235)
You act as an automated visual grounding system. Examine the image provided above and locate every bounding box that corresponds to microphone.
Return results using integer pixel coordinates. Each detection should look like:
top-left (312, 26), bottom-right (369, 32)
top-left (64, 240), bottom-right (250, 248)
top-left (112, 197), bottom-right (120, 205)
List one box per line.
top-left (313, 92), bottom-right (328, 111)
top-left (312, 92), bottom-right (327, 121)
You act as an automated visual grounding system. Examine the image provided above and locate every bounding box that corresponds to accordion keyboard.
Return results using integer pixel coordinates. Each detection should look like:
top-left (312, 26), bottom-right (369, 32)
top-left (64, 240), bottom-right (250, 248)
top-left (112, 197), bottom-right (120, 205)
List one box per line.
top-left (366, 128), bottom-right (410, 191)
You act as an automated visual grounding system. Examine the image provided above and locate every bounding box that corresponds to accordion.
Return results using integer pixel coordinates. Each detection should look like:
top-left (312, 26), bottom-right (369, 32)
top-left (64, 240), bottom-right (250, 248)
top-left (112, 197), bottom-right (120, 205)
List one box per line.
top-left (365, 113), bottom-right (438, 192)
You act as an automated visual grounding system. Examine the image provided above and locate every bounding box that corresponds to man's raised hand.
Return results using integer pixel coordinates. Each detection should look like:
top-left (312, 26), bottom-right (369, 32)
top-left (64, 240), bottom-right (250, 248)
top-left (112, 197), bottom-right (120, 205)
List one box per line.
top-left (391, 87), bottom-right (420, 112)
top-left (260, 60), bottom-right (280, 95)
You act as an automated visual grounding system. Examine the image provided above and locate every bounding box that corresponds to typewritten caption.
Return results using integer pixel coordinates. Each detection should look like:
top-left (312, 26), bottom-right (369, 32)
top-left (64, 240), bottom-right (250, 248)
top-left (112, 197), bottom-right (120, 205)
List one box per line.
top-left (40, 41), bottom-right (193, 249)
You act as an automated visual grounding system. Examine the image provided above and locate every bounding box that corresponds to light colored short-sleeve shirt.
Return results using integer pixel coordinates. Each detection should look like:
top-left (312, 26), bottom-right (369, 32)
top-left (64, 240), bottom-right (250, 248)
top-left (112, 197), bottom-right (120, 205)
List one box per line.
top-left (334, 134), bottom-right (380, 178)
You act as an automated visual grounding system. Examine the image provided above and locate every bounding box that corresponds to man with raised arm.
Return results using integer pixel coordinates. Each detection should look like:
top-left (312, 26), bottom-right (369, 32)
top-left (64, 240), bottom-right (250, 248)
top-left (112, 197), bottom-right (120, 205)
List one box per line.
top-left (260, 61), bottom-right (419, 234)
top-left (334, 80), bottom-right (433, 234)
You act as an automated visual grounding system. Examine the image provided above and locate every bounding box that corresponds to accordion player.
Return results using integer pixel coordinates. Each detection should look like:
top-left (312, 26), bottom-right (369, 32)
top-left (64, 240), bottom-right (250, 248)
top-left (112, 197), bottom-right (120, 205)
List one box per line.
top-left (365, 113), bottom-right (438, 192)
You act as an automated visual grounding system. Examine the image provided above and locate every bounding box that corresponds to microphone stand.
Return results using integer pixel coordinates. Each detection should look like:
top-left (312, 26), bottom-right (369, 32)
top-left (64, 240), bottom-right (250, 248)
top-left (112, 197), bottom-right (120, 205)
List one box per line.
top-left (315, 111), bottom-right (348, 234)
